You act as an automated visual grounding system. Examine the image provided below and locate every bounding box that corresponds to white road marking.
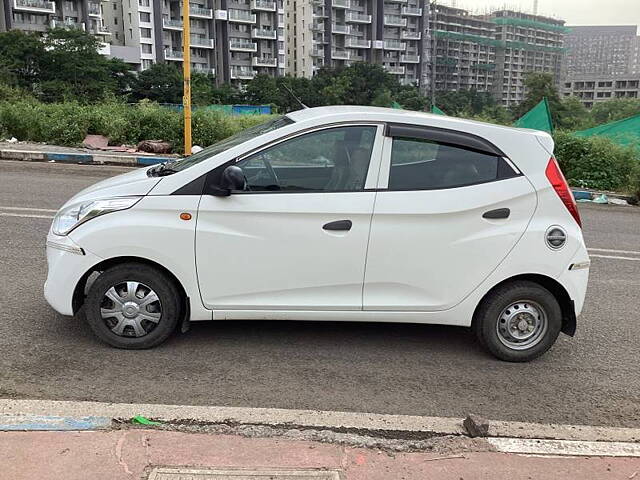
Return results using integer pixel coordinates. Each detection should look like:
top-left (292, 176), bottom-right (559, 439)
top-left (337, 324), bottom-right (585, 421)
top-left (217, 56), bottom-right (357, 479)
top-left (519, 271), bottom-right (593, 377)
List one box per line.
top-left (487, 437), bottom-right (640, 457)
top-left (0, 213), bottom-right (54, 219)
top-left (590, 254), bottom-right (640, 262)
top-left (589, 247), bottom-right (640, 256)
top-left (0, 205), bottom-right (57, 213)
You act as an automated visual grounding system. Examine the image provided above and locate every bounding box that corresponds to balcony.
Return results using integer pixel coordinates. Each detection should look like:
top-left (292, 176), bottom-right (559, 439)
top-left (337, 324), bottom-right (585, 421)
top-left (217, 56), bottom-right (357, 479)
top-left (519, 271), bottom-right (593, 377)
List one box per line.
top-left (88, 2), bottom-right (101, 16)
top-left (401, 30), bottom-right (420, 40)
top-left (13, 0), bottom-right (55, 13)
top-left (332, 23), bottom-right (350, 34)
top-left (345, 12), bottom-right (371, 23)
top-left (385, 65), bottom-right (405, 74)
top-left (345, 37), bottom-right (370, 48)
top-left (310, 47), bottom-right (324, 57)
top-left (252, 56), bottom-right (277, 67)
top-left (193, 66), bottom-right (215, 75)
top-left (400, 54), bottom-right (419, 63)
top-left (96, 23), bottom-right (110, 34)
top-left (190, 36), bottom-right (214, 48)
top-left (310, 21), bottom-right (324, 31)
top-left (50, 19), bottom-right (85, 30)
top-left (230, 66), bottom-right (255, 80)
top-left (163, 18), bottom-right (183, 30)
top-left (252, 27), bottom-right (277, 39)
top-left (228, 9), bottom-right (256, 23)
top-left (188, 5), bottom-right (213, 18)
top-left (383, 39), bottom-right (406, 51)
top-left (164, 49), bottom-right (183, 60)
top-left (401, 6), bottom-right (421, 15)
top-left (331, 48), bottom-right (350, 60)
top-left (251, 0), bottom-right (276, 10)
top-left (331, 0), bottom-right (349, 7)
top-left (229, 40), bottom-right (257, 51)
top-left (383, 15), bottom-right (406, 27)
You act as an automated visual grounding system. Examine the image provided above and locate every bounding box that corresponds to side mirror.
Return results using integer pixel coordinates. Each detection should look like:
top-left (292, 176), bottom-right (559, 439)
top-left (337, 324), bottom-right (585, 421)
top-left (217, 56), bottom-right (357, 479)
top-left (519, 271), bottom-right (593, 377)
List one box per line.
top-left (215, 165), bottom-right (246, 196)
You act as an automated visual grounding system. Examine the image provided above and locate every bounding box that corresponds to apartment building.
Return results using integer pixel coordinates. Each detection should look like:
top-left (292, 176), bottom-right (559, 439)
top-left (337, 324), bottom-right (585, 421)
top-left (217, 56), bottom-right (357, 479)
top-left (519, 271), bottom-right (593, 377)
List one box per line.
top-left (565, 25), bottom-right (638, 77)
top-left (286, 0), bottom-right (429, 87)
top-left (488, 10), bottom-right (566, 107)
top-left (1, 0), bottom-right (110, 37)
top-left (429, 3), bottom-right (497, 94)
top-left (562, 77), bottom-right (640, 108)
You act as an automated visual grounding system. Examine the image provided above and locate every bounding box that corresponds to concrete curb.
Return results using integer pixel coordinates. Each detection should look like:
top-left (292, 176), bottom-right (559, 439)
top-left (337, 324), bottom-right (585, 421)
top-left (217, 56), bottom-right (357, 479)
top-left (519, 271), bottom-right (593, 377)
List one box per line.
top-left (1, 399), bottom-right (639, 444)
top-left (0, 148), bottom-right (172, 167)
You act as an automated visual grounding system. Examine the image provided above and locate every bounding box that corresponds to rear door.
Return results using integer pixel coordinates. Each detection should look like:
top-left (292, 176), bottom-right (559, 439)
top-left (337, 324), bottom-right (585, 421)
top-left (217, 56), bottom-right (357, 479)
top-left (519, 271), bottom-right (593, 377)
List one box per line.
top-left (363, 124), bottom-right (537, 311)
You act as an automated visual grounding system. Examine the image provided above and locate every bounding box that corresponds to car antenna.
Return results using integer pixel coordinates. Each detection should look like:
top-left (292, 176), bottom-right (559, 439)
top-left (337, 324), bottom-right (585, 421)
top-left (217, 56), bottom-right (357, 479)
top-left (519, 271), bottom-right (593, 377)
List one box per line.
top-left (281, 83), bottom-right (309, 109)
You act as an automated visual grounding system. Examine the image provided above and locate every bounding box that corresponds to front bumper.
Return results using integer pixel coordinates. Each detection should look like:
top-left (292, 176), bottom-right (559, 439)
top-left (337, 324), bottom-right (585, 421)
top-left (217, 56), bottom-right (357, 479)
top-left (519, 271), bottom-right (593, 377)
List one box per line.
top-left (44, 234), bottom-right (103, 316)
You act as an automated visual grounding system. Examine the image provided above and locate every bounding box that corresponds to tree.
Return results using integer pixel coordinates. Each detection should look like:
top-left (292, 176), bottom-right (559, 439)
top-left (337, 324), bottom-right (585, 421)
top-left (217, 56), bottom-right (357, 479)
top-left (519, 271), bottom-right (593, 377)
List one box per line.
top-left (515, 72), bottom-right (565, 127)
top-left (590, 98), bottom-right (640, 125)
top-left (435, 89), bottom-right (496, 116)
top-left (130, 63), bottom-right (183, 104)
top-left (0, 30), bottom-right (46, 91)
top-left (38, 28), bottom-right (124, 102)
top-left (557, 96), bottom-right (592, 130)
top-left (191, 72), bottom-right (216, 106)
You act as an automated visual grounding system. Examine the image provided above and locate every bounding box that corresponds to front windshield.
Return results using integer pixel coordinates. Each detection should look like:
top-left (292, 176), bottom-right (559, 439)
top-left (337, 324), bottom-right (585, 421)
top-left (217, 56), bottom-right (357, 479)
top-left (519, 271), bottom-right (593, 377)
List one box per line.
top-left (167, 115), bottom-right (294, 172)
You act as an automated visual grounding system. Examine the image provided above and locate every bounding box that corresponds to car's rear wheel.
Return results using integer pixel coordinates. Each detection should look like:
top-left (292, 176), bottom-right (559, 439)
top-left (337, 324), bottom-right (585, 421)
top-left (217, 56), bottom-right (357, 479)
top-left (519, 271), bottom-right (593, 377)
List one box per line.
top-left (473, 281), bottom-right (562, 362)
top-left (84, 263), bottom-right (181, 349)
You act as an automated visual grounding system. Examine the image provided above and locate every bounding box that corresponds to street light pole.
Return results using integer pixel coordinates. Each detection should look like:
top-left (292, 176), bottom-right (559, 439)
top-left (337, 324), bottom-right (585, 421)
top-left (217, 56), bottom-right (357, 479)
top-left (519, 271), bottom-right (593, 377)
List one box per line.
top-left (182, 0), bottom-right (192, 155)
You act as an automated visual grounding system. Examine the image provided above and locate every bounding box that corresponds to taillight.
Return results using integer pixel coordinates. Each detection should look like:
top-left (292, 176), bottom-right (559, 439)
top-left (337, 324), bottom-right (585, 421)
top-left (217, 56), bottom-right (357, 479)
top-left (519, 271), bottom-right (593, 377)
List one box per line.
top-left (545, 157), bottom-right (582, 228)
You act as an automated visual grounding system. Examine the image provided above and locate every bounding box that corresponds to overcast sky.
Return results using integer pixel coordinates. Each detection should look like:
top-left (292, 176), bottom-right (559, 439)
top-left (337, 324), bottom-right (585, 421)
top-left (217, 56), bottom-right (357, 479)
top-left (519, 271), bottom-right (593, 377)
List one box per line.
top-left (447, 0), bottom-right (640, 27)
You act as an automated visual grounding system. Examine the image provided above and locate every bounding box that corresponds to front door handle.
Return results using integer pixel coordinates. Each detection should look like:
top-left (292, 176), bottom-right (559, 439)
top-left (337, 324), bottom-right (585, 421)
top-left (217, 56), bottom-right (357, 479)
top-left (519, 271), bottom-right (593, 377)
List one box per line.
top-left (323, 220), bottom-right (352, 231)
top-left (482, 208), bottom-right (510, 219)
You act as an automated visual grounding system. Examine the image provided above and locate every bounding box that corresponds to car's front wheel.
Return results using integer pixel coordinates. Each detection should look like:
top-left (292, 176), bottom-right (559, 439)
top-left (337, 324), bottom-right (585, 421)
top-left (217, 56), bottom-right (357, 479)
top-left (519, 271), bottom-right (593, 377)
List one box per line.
top-left (84, 263), bottom-right (181, 349)
top-left (473, 281), bottom-right (562, 362)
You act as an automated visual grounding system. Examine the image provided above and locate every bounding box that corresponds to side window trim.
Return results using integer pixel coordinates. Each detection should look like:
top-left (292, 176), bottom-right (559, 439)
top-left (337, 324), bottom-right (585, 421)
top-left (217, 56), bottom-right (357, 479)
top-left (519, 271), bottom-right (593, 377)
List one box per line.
top-left (229, 123), bottom-right (384, 195)
top-left (384, 123), bottom-right (508, 158)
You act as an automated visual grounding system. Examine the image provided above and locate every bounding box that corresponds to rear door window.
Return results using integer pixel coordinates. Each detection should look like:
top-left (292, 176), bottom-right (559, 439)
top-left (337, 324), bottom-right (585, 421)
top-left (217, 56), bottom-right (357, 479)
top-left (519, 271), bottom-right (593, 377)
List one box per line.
top-left (389, 137), bottom-right (511, 191)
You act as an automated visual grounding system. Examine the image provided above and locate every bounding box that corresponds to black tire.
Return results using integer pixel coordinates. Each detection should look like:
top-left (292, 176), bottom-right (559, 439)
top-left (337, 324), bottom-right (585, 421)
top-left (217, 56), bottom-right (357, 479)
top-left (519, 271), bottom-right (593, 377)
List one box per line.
top-left (84, 263), bottom-right (182, 349)
top-left (473, 281), bottom-right (562, 362)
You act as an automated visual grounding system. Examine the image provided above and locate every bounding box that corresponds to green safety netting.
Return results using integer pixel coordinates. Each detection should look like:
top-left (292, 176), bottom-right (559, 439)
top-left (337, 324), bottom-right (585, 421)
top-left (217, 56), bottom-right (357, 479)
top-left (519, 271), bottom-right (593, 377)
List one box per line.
top-left (431, 105), bottom-right (446, 115)
top-left (435, 30), bottom-right (565, 54)
top-left (514, 97), bottom-right (553, 133)
top-left (492, 16), bottom-right (571, 33)
top-left (574, 114), bottom-right (640, 147)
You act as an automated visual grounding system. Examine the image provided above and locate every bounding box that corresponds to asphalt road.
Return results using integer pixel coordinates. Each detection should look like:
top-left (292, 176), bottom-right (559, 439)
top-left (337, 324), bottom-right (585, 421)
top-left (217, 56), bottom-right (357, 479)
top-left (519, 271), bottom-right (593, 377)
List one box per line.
top-left (1, 160), bottom-right (639, 428)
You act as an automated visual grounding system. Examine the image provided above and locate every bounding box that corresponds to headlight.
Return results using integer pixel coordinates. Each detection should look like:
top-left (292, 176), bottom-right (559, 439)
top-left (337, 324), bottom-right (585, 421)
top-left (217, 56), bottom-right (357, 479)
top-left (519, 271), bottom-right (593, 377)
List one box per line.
top-left (52, 196), bottom-right (142, 236)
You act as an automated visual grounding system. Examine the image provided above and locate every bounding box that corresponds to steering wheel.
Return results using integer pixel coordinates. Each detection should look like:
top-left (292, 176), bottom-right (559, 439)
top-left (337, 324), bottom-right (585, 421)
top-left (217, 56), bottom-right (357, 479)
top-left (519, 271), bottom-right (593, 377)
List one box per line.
top-left (262, 156), bottom-right (280, 190)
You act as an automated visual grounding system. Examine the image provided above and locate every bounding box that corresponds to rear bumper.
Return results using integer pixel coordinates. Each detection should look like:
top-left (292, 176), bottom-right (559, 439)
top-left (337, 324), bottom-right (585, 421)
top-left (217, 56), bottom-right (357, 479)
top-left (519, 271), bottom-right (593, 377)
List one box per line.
top-left (557, 247), bottom-right (590, 319)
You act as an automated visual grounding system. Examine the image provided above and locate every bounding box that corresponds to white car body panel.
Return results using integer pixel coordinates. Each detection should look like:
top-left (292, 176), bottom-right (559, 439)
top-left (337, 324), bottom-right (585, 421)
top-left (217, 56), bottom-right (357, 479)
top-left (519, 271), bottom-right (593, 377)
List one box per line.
top-left (43, 106), bottom-right (589, 337)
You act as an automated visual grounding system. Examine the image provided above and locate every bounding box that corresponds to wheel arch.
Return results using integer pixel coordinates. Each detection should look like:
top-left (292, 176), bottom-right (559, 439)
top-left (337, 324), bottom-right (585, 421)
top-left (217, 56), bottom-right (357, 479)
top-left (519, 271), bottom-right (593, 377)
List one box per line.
top-left (72, 256), bottom-right (189, 323)
top-left (472, 273), bottom-right (576, 337)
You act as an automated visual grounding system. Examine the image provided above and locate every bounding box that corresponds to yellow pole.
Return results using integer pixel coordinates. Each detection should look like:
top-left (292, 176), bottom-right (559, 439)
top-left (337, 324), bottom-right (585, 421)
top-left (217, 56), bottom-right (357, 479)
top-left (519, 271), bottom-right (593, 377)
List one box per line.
top-left (182, 0), bottom-right (192, 155)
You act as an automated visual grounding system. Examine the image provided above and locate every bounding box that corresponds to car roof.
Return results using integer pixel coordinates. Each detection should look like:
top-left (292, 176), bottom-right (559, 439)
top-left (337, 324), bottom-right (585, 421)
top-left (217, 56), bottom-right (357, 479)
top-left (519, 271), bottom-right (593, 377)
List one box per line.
top-left (286, 105), bottom-right (541, 137)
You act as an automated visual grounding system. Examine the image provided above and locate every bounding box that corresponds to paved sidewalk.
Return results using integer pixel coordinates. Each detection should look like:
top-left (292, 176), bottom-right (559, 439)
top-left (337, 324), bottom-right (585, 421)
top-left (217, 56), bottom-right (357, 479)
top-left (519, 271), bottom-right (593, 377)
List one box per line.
top-left (2, 429), bottom-right (639, 480)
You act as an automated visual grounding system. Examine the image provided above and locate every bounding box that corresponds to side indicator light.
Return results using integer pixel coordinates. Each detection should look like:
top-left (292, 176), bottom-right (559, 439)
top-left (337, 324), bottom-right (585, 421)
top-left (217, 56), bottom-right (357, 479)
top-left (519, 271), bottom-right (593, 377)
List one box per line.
top-left (180, 212), bottom-right (192, 221)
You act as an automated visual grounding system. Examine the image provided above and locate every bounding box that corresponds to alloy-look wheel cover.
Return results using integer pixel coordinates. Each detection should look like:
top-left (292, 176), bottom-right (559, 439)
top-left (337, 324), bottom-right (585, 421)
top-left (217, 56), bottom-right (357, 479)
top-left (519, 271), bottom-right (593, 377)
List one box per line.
top-left (100, 281), bottom-right (162, 337)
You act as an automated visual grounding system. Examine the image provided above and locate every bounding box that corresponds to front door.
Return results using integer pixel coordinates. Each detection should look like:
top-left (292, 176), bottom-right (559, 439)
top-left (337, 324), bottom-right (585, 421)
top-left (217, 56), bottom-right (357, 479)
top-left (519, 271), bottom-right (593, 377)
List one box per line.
top-left (364, 128), bottom-right (537, 311)
top-left (196, 124), bottom-right (383, 311)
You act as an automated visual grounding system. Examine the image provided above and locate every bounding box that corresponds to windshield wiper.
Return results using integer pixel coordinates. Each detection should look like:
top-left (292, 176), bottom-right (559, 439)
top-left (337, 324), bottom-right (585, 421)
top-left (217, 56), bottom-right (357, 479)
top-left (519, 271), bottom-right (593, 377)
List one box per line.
top-left (147, 161), bottom-right (179, 177)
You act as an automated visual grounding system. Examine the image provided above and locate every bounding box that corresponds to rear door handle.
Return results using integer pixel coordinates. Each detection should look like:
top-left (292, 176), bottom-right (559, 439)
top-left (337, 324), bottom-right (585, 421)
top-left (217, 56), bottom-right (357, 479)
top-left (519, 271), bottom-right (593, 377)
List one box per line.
top-left (482, 208), bottom-right (510, 219)
top-left (323, 220), bottom-right (352, 231)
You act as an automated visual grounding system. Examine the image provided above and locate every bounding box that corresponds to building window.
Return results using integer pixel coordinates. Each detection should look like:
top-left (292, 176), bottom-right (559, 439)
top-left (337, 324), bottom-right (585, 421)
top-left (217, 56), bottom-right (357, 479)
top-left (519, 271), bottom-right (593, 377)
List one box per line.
top-left (139, 12), bottom-right (151, 22)
top-left (140, 27), bottom-right (152, 38)
top-left (142, 43), bottom-right (153, 54)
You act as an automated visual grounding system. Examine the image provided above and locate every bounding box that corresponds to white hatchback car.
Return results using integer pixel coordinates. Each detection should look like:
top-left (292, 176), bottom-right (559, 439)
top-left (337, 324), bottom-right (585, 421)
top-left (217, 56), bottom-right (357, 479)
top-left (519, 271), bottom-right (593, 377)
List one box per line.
top-left (45, 106), bottom-right (589, 361)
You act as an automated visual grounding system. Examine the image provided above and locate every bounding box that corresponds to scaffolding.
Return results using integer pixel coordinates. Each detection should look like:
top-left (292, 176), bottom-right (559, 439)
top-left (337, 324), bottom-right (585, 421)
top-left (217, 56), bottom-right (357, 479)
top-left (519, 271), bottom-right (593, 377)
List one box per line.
top-left (492, 16), bottom-right (570, 33)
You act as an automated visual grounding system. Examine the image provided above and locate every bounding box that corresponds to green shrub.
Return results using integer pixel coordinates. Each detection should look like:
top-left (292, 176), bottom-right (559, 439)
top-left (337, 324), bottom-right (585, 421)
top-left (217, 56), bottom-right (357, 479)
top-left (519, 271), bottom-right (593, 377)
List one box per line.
top-left (553, 131), bottom-right (640, 192)
top-left (0, 98), bottom-right (275, 152)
